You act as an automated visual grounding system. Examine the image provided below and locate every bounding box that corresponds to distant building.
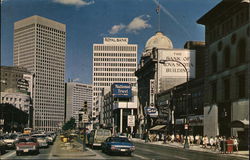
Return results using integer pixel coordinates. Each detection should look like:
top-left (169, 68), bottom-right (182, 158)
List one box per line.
top-left (197, 0), bottom-right (249, 149)
top-left (135, 32), bottom-right (196, 132)
top-left (92, 37), bottom-right (138, 126)
top-left (65, 82), bottom-right (92, 127)
top-left (102, 83), bottom-right (138, 134)
top-left (13, 15), bottom-right (66, 131)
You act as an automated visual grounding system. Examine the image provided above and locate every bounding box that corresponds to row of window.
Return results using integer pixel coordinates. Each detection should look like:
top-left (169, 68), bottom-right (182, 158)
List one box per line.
top-left (94, 63), bottom-right (136, 67)
top-left (94, 45), bottom-right (136, 51)
top-left (210, 38), bottom-right (247, 73)
top-left (94, 67), bottom-right (136, 72)
top-left (94, 53), bottom-right (136, 57)
top-left (93, 58), bottom-right (136, 62)
top-left (94, 72), bottom-right (135, 77)
top-left (37, 24), bottom-right (65, 35)
top-left (93, 77), bottom-right (136, 82)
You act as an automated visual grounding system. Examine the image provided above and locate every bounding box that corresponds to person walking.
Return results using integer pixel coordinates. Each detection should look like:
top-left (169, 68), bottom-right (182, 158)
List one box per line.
top-left (209, 136), bottom-right (214, 149)
top-left (202, 135), bottom-right (208, 149)
top-left (233, 136), bottom-right (239, 152)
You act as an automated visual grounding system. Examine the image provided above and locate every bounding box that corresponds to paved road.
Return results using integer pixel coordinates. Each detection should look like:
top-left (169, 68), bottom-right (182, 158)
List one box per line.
top-left (0, 145), bottom-right (53, 159)
top-left (90, 142), bottom-right (248, 160)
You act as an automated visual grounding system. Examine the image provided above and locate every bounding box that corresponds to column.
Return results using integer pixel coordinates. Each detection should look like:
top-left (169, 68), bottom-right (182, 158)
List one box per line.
top-left (120, 108), bottom-right (123, 133)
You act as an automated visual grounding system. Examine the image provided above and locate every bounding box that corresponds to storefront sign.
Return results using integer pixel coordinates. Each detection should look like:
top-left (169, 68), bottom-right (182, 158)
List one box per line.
top-left (145, 107), bottom-right (158, 117)
top-left (112, 83), bottom-right (132, 98)
top-left (188, 115), bottom-right (204, 126)
top-left (127, 115), bottom-right (135, 127)
top-left (149, 79), bottom-right (155, 107)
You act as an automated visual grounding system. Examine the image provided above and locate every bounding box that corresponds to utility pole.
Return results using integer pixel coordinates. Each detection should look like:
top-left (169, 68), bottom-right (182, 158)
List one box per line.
top-left (82, 101), bottom-right (88, 151)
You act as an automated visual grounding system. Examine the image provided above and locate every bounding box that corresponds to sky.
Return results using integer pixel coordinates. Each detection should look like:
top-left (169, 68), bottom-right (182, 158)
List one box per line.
top-left (1, 0), bottom-right (221, 84)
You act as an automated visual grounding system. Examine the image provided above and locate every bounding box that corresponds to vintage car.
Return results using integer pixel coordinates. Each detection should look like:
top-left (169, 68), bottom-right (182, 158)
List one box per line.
top-left (31, 134), bottom-right (48, 148)
top-left (16, 137), bottom-right (39, 156)
top-left (0, 135), bottom-right (7, 155)
top-left (3, 134), bottom-right (18, 149)
top-left (101, 137), bottom-right (135, 156)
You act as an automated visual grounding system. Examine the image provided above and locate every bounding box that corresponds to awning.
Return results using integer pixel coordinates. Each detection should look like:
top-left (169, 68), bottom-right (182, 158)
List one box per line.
top-left (149, 125), bottom-right (166, 131)
top-left (230, 119), bottom-right (249, 128)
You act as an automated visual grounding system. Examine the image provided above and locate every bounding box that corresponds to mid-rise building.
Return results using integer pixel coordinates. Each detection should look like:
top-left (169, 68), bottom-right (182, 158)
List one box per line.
top-left (13, 15), bottom-right (66, 131)
top-left (65, 82), bottom-right (92, 127)
top-left (92, 38), bottom-right (138, 125)
top-left (197, 0), bottom-right (249, 149)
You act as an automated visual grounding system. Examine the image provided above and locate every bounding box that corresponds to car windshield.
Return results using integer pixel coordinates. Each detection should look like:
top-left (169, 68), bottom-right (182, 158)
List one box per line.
top-left (19, 138), bottom-right (36, 143)
top-left (110, 137), bottom-right (130, 142)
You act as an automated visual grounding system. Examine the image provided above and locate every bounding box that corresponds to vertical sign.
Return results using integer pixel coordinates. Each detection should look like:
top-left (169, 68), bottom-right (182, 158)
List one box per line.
top-left (127, 115), bottom-right (135, 127)
top-left (149, 79), bottom-right (155, 107)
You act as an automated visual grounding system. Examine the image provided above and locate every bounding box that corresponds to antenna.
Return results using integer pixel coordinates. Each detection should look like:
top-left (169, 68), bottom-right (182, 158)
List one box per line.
top-left (156, 0), bottom-right (161, 32)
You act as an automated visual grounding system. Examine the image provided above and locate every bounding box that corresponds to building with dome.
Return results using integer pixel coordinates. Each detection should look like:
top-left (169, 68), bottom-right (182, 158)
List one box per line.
top-left (135, 31), bottom-right (196, 133)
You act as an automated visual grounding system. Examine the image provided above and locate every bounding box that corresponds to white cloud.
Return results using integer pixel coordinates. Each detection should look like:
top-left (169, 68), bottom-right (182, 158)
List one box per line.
top-left (53, 0), bottom-right (94, 7)
top-left (73, 78), bottom-right (80, 82)
top-left (126, 15), bottom-right (151, 33)
top-left (109, 15), bottom-right (151, 34)
top-left (109, 24), bottom-right (126, 34)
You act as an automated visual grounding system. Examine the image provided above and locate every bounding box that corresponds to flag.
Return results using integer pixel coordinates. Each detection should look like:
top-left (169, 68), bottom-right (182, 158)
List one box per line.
top-left (156, 5), bottom-right (160, 14)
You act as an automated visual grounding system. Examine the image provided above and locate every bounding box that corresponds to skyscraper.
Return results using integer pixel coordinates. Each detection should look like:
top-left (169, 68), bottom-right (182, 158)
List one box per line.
top-left (92, 38), bottom-right (137, 123)
top-left (65, 82), bottom-right (92, 126)
top-left (14, 15), bottom-right (66, 131)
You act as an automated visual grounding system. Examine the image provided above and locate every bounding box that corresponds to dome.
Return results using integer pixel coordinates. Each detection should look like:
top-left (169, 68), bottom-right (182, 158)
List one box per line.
top-left (144, 32), bottom-right (173, 51)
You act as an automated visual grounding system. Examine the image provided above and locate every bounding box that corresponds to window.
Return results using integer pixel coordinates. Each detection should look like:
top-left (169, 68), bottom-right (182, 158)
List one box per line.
top-left (238, 73), bottom-right (246, 98)
top-left (223, 46), bottom-right (230, 68)
top-left (237, 38), bottom-right (246, 64)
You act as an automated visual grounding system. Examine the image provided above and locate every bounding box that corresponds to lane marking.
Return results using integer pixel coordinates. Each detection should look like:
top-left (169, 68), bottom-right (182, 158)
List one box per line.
top-left (173, 155), bottom-right (189, 160)
top-left (133, 153), bottom-right (149, 159)
top-left (1, 150), bottom-right (16, 159)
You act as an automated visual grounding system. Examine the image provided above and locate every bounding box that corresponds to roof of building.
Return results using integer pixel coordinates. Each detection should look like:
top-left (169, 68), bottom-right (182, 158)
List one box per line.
top-left (144, 32), bottom-right (173, 52)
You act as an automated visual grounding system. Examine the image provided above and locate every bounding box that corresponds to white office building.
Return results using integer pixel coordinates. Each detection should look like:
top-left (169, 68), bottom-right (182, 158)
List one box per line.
top-left (65, 82), bottom-right (92, 126)
top-left (13, 15), bottom-right (66, 131)
top-left (92, 38), bottom-right (138, 124)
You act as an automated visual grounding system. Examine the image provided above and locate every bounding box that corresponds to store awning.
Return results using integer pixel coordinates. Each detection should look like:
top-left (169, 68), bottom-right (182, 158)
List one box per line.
top-left (149, 125), bottom-right (166, 131)
top-left (230, 119), bottom-right (249, 128)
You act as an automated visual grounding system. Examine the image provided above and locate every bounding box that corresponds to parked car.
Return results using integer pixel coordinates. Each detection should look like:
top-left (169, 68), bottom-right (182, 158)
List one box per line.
top-left (0, 136), bottom-right (7, 155)
top-left (16, 137), bottom-right (39, 156)
top-left (88, 129), bottom-right (112, 149)
top-left (3, 134), bottom-right (18, 149)
top-left (31, 134), bottom-right (48, 148)
top-left (101, 137), bottom-right (135, 156)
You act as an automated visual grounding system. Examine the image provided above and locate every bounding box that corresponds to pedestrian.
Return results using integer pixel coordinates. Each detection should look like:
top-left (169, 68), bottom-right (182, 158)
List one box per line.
top-left (220, 136), bottom-right (226, 154)
top-left (163, 134), bottom-right (167, 144)
top-left (233, 136), bottom-right (239, 152)
top-left (176, 134), bottom-right (180, 143)
top-left (195, 134), bottom-right (200, 145)
top-left (214, 136), bottom-right (220, 151)
top-left (202, 135), bottom-right (208, 149)
top-left (209, 136), bottom-right (214, 149)
top-left (190, 135), bottom-right (194, 145)
top-left (171, 134), bottom-right (175, 143)
top-left (144, 131), bottom-right (149, 143)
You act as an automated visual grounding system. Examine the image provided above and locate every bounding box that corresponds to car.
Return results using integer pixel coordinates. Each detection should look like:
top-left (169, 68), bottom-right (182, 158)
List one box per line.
top-left (88, 129), bottom-right (112, 149)
top-left (31, 134), bottom-right (48, 148)
top-left (0, 136), bottom-right (7, 155)
top-left (3, 134), bottom-right (18, 149)
top-left (16, 137), bottom-right (39, 156)
top-left (101, 137), bottom-right (135, 156)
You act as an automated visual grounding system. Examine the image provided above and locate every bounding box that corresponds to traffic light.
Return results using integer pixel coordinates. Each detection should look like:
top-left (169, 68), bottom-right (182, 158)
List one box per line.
top-left (83, 101), bottom-right (87, 112)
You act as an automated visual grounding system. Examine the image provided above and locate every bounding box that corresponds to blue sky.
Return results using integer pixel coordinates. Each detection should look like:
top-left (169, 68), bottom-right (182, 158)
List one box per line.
top-left (1, 0), bottom-right (221, 84)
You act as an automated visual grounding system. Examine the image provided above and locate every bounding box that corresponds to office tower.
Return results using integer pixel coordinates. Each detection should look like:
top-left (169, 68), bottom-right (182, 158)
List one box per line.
top-left (92, 38), bottom-right (137, 123)
top-left (65, 82), bottom-right (92, 126)
top-left (14, 15), bottom-right (66, 131)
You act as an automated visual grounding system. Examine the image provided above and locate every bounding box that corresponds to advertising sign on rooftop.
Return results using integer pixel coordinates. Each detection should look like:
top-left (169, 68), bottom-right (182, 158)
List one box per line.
top-left (112, 83), bottom-right (132, 98)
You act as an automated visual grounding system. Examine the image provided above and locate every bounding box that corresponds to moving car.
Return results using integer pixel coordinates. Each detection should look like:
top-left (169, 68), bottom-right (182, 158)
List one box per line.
top-left (88, 129), bottom-right (111, 148)
top-left (101, 137), bottom-right (135, 156)
top-left (31, 134), bottom-right (48, 148)
top-left (3, 134), bottom-right (18, 149)
top-left (16, 137), bottom-right (39, 156)
top-left (0, 136), bottom-right (7, 155)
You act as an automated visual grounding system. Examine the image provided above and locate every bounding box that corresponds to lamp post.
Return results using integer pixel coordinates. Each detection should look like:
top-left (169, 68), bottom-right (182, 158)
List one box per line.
top-left (159, 59), bottom-right (190, 149)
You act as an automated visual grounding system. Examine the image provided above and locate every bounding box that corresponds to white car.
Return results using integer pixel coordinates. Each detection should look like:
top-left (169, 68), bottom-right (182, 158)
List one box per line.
top-left (31, 134), bottom-right (48, 148)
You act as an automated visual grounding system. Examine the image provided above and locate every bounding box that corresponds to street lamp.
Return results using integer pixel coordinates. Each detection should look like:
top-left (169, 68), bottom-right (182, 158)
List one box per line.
top-left (159, 59), bottom-right (190, 149)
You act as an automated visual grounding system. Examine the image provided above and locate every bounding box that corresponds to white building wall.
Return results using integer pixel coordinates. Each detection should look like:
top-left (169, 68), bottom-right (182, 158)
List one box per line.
top-left (92, 38), bottom-right (138, 122)
top-left (14, 15), bottom-right (66, 131)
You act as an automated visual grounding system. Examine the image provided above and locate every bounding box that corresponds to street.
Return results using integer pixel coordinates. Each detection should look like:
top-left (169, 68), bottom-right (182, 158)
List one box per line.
top-left (1, 139), bottom-right (248, 160)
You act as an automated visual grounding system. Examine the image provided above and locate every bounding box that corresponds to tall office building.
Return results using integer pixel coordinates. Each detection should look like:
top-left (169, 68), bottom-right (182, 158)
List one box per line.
top-left (65, 82), bottom-right (92, 126)
top-left (13, 15), bottom-right (66, 131)
top-left (92, 38), bottom-right (138, 123)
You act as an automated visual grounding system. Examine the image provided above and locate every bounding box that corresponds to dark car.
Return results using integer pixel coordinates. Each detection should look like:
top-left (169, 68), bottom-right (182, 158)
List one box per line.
top-left (16, 137), bottom-right (39, 156)
top-left (0, 136), bottom-right (7, 155)
top-left (101, 137), bottom-right (135, 156)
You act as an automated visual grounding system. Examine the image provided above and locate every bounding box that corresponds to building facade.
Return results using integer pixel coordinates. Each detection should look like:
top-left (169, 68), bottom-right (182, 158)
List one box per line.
top-left (14, 15), bottom-right (66, 131)
top-left (92, 37), bottom-right (138, 126)
top-left (65, 82), bottom-right (92, 127)
top-left (135, 32), bottom-right (196, 133)
top-left (197, 0), bottom-right (249, 148)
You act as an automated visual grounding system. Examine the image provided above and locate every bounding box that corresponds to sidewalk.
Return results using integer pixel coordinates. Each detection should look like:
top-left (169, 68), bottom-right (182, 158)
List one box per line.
top-left (131, 138), bottom-right (249, 159)
top-left (51, 137), bottom-right (96, 158)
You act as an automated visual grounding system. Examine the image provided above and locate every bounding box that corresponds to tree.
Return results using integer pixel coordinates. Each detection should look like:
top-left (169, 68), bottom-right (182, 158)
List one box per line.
top-left (62, 117), bottom-right (76, 131)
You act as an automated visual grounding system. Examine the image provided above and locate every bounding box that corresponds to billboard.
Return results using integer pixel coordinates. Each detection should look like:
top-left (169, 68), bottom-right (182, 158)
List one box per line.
top-left (112, 83), bottom-right (132, 98)
top-left (144, 107), bottom-right (158, 117)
